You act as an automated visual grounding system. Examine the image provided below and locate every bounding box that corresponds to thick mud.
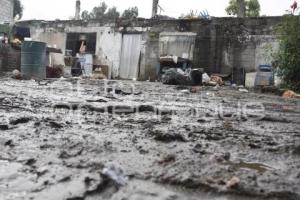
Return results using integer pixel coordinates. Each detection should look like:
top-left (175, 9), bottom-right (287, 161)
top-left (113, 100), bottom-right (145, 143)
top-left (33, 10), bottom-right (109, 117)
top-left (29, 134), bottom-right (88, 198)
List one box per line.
top-left (0, 78), bottom-right (299, 200)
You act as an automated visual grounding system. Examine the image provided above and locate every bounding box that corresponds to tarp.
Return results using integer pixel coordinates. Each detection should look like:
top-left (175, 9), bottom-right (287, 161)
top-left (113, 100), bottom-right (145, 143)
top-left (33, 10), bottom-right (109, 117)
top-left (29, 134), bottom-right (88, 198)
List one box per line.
top-left (119, 34), bottom-right (142, 79)
top-left (159, 32), bottom-right (196, 60)
top-left (14, 26), bottom-right (30, 38)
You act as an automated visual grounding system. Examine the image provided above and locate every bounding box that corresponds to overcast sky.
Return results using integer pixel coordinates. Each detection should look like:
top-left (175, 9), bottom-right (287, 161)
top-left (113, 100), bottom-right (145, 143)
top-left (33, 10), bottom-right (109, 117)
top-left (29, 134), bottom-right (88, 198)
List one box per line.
top-left (20, 0), bottom-right (295, 20)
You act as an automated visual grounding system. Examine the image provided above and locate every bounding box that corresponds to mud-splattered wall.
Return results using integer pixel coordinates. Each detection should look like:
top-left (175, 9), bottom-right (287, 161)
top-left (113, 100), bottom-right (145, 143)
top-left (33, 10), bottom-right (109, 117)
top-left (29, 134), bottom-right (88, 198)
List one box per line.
top-left (17, 17), bottom-right (282, 82)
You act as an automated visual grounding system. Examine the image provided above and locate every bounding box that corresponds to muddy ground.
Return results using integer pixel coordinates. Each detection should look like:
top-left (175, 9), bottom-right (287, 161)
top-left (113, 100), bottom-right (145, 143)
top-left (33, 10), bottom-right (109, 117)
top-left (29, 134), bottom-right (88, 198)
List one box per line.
top-left (0, 77), bottom-right (299, 200)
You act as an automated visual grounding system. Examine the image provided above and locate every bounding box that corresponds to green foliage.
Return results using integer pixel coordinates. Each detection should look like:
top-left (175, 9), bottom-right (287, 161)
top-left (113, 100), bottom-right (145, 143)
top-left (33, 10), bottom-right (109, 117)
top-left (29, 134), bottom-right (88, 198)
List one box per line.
top-left (13, 0), bottom-right (23, 19)
top-left (81, 2), bottom-right (120, 20)
top-left (92, 2), bottom-right (108, 19)
top-left (276, 15), bottom-right (300, 91)
top-left (121, 7), bottom-right (139, 19)
top-left (226, 0), bottom-right (260, 17)
top-left (106, 7), bottom-right (120, 20)
top-left (81, 2), bottom-right (138, 20)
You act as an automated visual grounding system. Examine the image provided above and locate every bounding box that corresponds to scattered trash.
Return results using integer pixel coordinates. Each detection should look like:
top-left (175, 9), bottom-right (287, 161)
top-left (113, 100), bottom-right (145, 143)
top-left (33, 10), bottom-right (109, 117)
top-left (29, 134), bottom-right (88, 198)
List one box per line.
top-left (239, 88), bottom-right (249, 93)
top-left (202, 73), bottom-right (210, 84)
top-left (101, 162), bottom-right (127, 187)
top-left (181, 89), bottom-right (190, 94)
top-left (210, 75), bottom-right (224, 86)
top-left (92, 67), bottom-right (107, 80)
top-left (282, 90), bottom-right (300, 99)
top-left (12, 69), bottom-right (22, 80)
top-left (161, 68), bottom-right (192, 85)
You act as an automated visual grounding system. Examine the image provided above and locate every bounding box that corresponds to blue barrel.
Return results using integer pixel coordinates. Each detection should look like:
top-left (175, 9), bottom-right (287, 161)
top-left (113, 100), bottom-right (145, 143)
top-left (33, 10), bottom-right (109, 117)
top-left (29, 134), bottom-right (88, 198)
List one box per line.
top-left (21, 41), bottom-right (47, 80)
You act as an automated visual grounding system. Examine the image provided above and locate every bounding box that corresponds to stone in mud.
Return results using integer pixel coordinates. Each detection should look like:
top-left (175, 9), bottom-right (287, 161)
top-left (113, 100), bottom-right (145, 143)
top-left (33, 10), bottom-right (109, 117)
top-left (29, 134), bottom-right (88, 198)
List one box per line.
top-left (292, 145), bottom-right (300, 155)
top-left (158, 154), bottom-right (176, 165)
top-left (151, 130), bottom-right (187, 143)
top-left (0, 124), bottom-right (9, 130)
top-left (25, 158), bottom-right (37, 166)
top-left (49, 121), bottom-right (64, 129)
top-left (211, 152), bottom-right (231, 163)
top-left (9, 117), bottom-right (32, 125)
top-left (4, 139), bottom-right (14, 147)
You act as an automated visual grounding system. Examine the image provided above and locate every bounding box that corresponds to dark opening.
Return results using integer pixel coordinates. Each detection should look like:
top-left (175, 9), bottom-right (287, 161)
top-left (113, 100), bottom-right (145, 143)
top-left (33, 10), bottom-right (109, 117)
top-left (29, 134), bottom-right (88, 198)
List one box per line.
top-left (66, 32), bottom-right (97, 56)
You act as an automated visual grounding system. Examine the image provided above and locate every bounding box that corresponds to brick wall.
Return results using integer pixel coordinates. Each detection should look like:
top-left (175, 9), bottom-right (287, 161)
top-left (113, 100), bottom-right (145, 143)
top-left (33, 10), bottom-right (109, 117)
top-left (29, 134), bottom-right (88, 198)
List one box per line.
top-left (0, 0), bottom-right (14, 24)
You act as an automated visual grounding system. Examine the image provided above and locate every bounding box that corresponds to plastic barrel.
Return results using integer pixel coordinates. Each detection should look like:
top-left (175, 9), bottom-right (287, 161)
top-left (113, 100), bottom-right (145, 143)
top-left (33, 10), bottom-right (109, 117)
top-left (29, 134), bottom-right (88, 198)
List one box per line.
top-left (21, 41), bottom-right (47, 80)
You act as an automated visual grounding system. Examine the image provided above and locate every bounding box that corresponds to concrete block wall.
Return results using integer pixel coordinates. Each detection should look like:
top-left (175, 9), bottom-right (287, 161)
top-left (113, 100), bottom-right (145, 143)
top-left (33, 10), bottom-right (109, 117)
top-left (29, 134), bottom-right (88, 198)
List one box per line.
top-left (0, 0), bottom-right (14, 24)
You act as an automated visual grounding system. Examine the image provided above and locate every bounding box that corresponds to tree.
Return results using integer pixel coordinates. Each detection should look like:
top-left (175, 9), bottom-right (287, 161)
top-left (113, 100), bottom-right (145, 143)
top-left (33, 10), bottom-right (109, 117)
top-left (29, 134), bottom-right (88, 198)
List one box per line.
top-left (121, 7), bottom-right (139, 19)
top-left (13, 0), bottom-right (23, 20)
top-left (226, 0), bottom-right (260, 17)
top-left (106, 7), bottom-right (120, 20)
top-left (275, 16), bottom-right (300, 91)
top-left (81, 2), bottom-right (121, 20)
top-left (92, 2), bottom-right (108, 19)
top-left (81, 10), bottom-right (92, 20)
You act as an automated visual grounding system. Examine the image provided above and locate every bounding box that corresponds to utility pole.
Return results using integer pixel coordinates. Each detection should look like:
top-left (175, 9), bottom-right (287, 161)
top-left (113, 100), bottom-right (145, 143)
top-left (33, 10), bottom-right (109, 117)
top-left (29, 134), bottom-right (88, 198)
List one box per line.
top-left (152, 0), bottom-right (159, 18)
top-left (237, 0), bottom-right (246, 18)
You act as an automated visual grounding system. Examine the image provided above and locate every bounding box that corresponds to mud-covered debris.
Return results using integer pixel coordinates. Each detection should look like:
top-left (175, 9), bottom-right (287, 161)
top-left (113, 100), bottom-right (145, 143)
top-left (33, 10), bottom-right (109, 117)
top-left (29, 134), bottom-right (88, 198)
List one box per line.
top-left (226, 176), bottom-right (240, 189)
top-left (25, 158), bottom-right (37, 166)
top-left (193, 144), bottom-right (203, 153)
top-left (262, 115), bottom-right (291, 123)
top-left (49, 121), bottom-right (64, 129)
top-left (211, 152), bottom-right (231, 163)
top-left (248, 142), bottom-right (261, 149)
top-left (58, 175), bottom-right (71, 183)
top-left (4, 139), bottom-right (14, 147)
top-left (292, 145), bottom-right (300, 155)
top-left (158, 154), bottom-right (176, 165)
top-left (9, 116), bottom-right (32, 125)
top-left (0, 124), bottom-right (9, 130)
top-left (86, 98), bottom-right (108, 103)
top-left (101, 162), bottom-right (127, 187)
top-left (59, 148), bottom-right (83, 159)
top-left (53, 103), bottom-right (79, 110)
top-left (150, 130), bottom-right (187, 143)
top-left (107, 88), bottom-right (142, 95)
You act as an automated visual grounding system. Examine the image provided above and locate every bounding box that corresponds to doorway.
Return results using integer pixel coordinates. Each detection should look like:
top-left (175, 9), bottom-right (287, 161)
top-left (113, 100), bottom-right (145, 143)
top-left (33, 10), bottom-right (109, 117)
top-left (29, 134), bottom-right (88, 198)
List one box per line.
top-left (119, 34), bottom-right (142, 79)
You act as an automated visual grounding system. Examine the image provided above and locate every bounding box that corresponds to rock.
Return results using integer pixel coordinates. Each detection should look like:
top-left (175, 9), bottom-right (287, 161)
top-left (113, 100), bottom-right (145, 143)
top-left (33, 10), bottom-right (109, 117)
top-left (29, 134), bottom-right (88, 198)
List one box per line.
top-left (158, 154), bottom-right (176, 165)
top-left (226, 176), bottom-right (240, 189)
top-left (0, 124), bottom-right (9, 130)
top-left (193, 144), bottom-right (203, 153)
top-left (9, 117), bottom-right (32, 125)
top-left (49, 121), bottom-right (64, 129)
top-left (25, 158), bottom-right (37, 166)
top-left (4, 140), bottom-right (14, 147)
top-left (151, 130), bottom-right (187, 143)
top-left (211, 152), bottom-right (231, 163)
